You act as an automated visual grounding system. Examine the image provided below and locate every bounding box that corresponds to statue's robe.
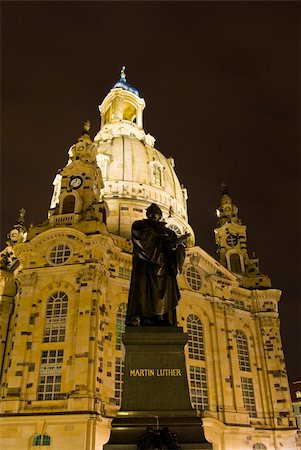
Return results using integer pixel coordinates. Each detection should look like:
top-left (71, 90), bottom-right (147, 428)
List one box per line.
top-left (126, 219), bottom-right (185, 325)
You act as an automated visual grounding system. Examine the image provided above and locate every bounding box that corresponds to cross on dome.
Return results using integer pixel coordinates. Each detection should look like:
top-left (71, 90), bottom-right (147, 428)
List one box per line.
top-left (120, 66), bottom-right (126, 82)
top-left (112, 66), bottom-right (140, 97)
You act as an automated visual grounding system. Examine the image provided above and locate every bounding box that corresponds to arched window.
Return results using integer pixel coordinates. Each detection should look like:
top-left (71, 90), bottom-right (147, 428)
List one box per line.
top-left (32, 434), bottom-right (51, 446)
top-left (123, 101), bottom-right (137, 122)
top-left (187, 314), bottom-right (205, 361)
top-left (229, 253), bottom-right (242, 273)
top-left (236, 330), bottom-right (251, 372)
top-left (62, 195), bottom-right (75, 214)
top-left (43, 292), bottom-right (68, 343)
top-left (253, 444), bottom-right (267, 450)
top-left (116, 303), bottom-right (127, 351)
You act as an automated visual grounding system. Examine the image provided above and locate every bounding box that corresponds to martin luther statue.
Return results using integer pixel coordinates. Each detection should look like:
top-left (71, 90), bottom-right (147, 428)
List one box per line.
top-left (126, 203), bottom-right (190, 327)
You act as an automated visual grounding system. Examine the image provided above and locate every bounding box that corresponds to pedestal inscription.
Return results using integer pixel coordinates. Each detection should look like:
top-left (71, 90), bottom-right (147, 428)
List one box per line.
top-left (104, 327), bottom-right (212, 449)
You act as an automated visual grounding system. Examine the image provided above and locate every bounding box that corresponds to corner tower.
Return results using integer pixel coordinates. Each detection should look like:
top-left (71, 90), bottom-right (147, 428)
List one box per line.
top-left (214, 184), bottom-right (271, 289)
top-left (93, 68), bottom-right (194, 243)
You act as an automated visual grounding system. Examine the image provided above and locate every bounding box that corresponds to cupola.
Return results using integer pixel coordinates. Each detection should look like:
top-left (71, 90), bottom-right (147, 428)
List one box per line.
top-left (93, 70), bottom-right (195, 243)
top-left (95, 67), bottom-right (146, 142)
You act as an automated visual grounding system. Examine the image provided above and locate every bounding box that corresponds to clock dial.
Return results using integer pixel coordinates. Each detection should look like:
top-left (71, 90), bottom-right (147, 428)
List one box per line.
top-left (70, 177), bottom-right (82, 189)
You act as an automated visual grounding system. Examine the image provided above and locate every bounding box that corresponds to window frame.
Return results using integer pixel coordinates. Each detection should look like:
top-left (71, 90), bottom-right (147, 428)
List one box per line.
top-left (32, 434), bottom-right (51, 446)
top-left (43, 291), bottom-right (68, 343)
top-left (185, 265), bottom-right (202, 291)
top-left (241, 376), bottom-right (257, 418)
top-left (189, 365), bottom-right (209, 411)
top-left (37, 349), bottom-right (64, 401)
top-left (187, 314), bottom-right (205, 361)
top-left (150, 161), bottom-right (164, 188)
top-left (47, 242), bottom-right (72, 266)
top-left (236, 329), bottom-right (251, 372)
top-left (116, 303), bottom-right (127, 351)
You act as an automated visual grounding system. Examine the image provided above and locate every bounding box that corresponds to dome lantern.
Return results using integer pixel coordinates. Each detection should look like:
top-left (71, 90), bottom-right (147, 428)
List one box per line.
top-left (94, 71), bottom-right (195, 244)
top-left (95, 67), bottom-right (146, 141)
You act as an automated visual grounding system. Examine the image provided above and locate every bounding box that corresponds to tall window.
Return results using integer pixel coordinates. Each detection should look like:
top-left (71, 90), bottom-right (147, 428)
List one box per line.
top-left (44, 291), bottom-right (68, 343)
top-left (32, 434), bottom-right (51, 446)
top-left (37, 350), bottom-right (64, 400)
top-left (236, 330), bottom-right (251, 372)
top-left (116, 303), bottom-right (126, 351)
top-left (189, 366), bottom-right (209, 411)
top-left (187, 314), bottom-right (205, 361)
top-left (115, 356), bottom-right (124, 406)
top-left (229, 253), bottom-right (242, 273)
top-left (62, 195), bottom-right (75, 214)
top-left (241, 376), bottom-right (256, 417)
top-left (152, 163), bottom-right (162, 186)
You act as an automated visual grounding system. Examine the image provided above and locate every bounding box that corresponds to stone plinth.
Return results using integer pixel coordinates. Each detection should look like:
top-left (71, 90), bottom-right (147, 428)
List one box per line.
top-left (104, 327), bottom-right (212, 449)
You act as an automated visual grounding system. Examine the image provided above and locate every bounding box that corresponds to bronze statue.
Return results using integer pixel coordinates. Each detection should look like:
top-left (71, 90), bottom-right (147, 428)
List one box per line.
top-left (126, 203), bottom-right (190, 327)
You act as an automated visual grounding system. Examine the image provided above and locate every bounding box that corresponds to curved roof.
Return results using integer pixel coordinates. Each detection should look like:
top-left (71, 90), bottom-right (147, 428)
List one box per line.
top-left (94, 78), bottom-right (194, 242)
top-left (112, 80), bottom-right (140, 97)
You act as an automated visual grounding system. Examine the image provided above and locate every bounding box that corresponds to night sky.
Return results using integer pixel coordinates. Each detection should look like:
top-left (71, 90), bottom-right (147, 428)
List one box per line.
top-left (1, 2), bottom-right (300, 390)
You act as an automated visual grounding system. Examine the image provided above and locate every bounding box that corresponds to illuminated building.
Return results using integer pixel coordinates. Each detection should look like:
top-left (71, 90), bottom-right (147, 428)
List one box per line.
top-left (0, 70), bottom-right (297, 449)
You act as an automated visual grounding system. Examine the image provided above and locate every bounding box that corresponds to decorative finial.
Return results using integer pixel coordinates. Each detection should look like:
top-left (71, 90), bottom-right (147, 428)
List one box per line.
top-left (120, 66), bottom-right (126, 82)
top-left (221, 182), bottom-right (229, 195)
top-left (83, 120), bottom-right (91, 134)
top-left (18, 208), bottom-right (26, 225)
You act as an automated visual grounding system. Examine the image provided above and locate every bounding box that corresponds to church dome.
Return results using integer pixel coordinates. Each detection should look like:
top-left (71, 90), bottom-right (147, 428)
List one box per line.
top-left (94, 69), bottom-right (194, 243)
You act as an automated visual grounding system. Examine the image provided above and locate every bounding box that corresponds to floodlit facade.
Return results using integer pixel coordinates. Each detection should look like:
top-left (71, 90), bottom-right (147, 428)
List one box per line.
top-left (0, 71), bottom-right (297, 449)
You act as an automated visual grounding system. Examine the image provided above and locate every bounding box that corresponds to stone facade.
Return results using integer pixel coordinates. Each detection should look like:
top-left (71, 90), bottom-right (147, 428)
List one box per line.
top-left (0, 72), bottom-right (297, 449)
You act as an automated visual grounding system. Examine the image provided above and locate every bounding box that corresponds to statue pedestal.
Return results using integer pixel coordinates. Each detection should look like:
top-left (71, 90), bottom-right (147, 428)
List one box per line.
top-left (104, 327), bottom-right (212, 449)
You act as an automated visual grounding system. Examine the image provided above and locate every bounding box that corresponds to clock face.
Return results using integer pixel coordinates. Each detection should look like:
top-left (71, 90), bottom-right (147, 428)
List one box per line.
top-left (226, 234), bottom-right (238, 247)
top-left (70, 177), bottom-right (82, 189)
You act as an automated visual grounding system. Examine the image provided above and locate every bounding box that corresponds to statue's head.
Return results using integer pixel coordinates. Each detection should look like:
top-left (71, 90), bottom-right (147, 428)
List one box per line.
top-left (146, 203), bottom-right (162, 221)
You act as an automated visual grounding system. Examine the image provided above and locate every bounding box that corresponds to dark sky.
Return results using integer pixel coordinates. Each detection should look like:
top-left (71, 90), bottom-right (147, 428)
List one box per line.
top-left (1, 2), bottom-right (300, 389)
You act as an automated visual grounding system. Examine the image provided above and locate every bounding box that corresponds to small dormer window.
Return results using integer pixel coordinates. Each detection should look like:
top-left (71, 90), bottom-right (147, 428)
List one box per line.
top-left (151, 162), bottom-right (163, 187)
top-left (32, 434), bottom-right (51, 446)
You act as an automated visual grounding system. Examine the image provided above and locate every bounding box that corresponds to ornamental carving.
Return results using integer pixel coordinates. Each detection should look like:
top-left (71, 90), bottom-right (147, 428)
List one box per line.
top-left (16, 272), bottom-right (37, 289)
top-left (77, 268), bottom-right (96, 284)
top-left (257, 315), bottom-right (280, 328)
top-left (77, 265), bottom-right (109, 285)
